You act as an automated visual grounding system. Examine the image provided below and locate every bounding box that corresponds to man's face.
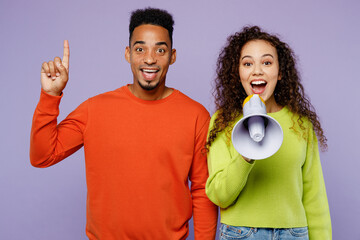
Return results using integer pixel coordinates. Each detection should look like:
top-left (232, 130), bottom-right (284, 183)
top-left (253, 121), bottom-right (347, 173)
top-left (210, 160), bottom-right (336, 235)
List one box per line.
top-left (125, 24), bottom-right (176, 91)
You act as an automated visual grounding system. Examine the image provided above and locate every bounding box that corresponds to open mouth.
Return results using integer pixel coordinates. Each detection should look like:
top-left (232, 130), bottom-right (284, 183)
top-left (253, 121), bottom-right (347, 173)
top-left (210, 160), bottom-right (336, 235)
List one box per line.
top-left (141, 69), bottom-right (159, 73)
top-left (141, 68), bottom-right (159, 80)
top-left (251, 80), bottom-right (267, 94)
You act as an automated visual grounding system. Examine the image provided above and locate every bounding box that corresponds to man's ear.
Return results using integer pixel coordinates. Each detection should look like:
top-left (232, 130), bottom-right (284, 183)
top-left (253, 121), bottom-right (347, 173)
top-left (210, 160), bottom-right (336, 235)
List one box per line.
top-left (125, 46), bottom-right (131, 63)
top-left (170, 48), bottom-right (177, 65)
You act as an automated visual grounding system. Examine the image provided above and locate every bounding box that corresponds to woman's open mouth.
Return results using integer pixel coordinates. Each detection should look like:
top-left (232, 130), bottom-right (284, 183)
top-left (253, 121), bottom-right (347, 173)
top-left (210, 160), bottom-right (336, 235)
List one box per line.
top-left (251, 80), bottom-right (267, 94)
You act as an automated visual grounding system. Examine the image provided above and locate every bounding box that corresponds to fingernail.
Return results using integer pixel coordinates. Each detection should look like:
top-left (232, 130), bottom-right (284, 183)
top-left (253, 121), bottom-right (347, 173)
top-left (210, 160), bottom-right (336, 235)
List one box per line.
top-left (52, 76), bottom-right (56, 80)
top-left (47, 73), bottom-right (51, 77)
top-left (56, 73), bottom-right (60, 77)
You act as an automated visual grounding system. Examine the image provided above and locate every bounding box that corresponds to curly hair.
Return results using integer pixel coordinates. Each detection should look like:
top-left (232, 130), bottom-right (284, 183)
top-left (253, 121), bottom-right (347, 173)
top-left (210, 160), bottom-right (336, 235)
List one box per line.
top-left (129, 8), bottom-right (174, 46)
top-left (206, 26), bottom-right (327, 151)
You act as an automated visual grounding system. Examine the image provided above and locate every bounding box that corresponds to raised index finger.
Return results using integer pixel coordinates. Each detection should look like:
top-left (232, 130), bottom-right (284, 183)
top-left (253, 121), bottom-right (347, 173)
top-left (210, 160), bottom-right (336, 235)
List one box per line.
top-left (62, 40), bottom-right (70, 70)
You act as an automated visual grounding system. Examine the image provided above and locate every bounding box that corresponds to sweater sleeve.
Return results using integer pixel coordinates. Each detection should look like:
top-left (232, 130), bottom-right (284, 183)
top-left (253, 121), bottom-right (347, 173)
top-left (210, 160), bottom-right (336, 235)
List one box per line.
top-left (205, 114), bottom-right (255, 209)
top-left (302, 126), bottom-right (332, 239)
top-left (30, 89), bottom-right (87, 168)
top-left (189, 116), bottom-right (218, 240)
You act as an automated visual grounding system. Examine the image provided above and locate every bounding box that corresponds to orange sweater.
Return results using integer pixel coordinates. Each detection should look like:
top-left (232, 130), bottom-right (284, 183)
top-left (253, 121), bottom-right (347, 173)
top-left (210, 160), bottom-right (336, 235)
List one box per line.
top-left (30, 86), bottom-right (218, 240)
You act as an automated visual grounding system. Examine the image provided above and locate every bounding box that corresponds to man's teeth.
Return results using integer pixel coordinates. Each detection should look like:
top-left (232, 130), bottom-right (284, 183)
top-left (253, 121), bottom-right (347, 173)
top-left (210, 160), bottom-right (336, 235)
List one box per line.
top-left (251, 80), bottom-right (266, 85)
top-left (142, 69), bottom-right (158, 73)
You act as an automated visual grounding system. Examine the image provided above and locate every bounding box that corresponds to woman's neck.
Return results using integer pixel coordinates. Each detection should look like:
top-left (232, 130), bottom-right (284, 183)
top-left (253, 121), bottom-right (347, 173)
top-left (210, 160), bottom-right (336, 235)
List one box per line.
top-left (265, 95), bottom-right (283, 113)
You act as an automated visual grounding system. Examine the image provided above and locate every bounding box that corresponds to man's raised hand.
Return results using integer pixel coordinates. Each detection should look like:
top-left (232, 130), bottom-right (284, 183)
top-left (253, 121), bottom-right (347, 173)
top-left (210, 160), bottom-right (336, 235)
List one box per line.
top-left (41, 40), bottom-right (70, 96)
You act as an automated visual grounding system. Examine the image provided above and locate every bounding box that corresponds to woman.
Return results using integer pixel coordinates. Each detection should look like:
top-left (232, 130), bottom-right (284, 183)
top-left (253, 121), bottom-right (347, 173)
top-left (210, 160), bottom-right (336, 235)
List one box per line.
top-left (205, 26), bottom-right (331, 239)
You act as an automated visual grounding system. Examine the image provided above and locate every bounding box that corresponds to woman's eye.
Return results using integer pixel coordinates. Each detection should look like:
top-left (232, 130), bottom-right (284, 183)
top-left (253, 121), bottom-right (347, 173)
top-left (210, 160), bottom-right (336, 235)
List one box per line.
top-left (263, 61), bottom-right (272, 65)
top-left (243, 62), bottom-right (252, 66)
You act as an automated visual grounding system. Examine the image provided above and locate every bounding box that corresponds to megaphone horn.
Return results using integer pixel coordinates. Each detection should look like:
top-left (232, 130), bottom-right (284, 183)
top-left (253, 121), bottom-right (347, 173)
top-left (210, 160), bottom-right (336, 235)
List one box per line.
top-left (231, 94), bottom-right (283, 160)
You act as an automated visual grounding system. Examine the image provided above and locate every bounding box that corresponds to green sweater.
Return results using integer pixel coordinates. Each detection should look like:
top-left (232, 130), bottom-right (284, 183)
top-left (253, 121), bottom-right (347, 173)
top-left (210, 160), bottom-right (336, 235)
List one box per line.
top-left (206, 106), bottom-right (331, 239)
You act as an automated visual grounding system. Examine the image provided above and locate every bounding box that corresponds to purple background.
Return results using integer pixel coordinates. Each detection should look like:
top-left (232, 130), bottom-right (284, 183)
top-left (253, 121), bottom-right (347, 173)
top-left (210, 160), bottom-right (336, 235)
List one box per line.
top-left (1, 0), bottom-right (359, 239)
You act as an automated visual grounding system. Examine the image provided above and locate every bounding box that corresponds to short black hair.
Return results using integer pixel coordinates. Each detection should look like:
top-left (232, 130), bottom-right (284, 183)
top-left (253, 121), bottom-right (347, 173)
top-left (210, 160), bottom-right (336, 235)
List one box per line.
top-left (129, 8), bottom-right (174, 47)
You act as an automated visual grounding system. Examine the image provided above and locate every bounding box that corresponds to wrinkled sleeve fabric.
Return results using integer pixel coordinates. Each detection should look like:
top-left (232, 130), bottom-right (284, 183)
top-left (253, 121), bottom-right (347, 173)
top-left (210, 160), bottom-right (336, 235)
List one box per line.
top-left (30, 89), bottom-right (87, 168)
top-left (205, 113), bottom-right (254, 209)
top-left (302, 125), bottom-right (332, 239)
top-left (189, 116), bottom-right (218, 240)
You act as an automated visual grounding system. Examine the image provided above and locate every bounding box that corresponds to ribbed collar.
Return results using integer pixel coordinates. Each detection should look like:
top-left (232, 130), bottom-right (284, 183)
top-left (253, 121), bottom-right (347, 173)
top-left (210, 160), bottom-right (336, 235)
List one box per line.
top-left (119, 84), bottom-right (179, 105)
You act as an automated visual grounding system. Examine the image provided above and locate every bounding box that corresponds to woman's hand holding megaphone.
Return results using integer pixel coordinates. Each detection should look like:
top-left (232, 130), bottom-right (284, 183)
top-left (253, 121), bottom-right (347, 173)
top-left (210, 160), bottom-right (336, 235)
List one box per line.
top-left (242, 156), bottom-right (254, 164)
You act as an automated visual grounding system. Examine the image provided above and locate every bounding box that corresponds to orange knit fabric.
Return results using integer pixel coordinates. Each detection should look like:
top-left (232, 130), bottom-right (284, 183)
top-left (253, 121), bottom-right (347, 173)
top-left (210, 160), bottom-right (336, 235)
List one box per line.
top-left (30, 86), bottom-right (218, 239)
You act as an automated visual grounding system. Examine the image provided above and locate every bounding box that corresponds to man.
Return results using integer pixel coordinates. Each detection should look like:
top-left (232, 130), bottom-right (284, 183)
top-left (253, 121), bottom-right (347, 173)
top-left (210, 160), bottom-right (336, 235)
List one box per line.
top-left (30, 8), bottom-right (218, 240)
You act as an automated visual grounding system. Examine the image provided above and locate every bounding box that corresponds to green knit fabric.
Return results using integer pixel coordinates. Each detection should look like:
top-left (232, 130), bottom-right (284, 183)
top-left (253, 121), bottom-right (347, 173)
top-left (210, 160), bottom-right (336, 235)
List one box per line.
top-left (206, 106), bottom-right (332, 239)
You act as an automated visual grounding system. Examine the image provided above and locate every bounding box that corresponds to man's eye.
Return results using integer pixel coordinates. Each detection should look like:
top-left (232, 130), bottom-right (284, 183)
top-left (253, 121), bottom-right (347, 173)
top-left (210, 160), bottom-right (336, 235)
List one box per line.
top-left (157, 49), bottom-right (165, 53)
top-left (136, 48), bottom-right (143, 52)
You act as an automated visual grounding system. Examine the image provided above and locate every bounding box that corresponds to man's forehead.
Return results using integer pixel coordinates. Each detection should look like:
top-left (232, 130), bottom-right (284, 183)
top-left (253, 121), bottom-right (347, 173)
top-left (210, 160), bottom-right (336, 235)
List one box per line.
top-left (130, 24), bottom-right (171, 44)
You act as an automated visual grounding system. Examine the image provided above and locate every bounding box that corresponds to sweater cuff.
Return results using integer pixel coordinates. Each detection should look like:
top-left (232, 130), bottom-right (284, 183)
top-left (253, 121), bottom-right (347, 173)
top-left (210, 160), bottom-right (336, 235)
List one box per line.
top-left (233, 154), bottom-right (255, 178)
top-left (37, 89), bottom-right (63, 114)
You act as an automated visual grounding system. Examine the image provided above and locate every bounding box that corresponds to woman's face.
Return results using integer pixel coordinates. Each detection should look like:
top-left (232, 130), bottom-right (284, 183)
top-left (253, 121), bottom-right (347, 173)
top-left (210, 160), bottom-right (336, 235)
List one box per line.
top-left (239, 40), bottom-right (281, 108)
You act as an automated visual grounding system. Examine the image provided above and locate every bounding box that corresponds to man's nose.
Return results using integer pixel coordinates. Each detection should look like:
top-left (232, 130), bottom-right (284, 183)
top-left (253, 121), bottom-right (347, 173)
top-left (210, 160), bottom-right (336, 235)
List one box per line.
top-left (144, 51), bottom-right (157, 64)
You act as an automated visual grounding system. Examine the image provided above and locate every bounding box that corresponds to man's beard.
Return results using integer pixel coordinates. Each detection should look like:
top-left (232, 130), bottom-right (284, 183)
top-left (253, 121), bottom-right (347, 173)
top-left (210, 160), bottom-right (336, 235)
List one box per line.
top-left (138, 80), bottom-right (160, 91)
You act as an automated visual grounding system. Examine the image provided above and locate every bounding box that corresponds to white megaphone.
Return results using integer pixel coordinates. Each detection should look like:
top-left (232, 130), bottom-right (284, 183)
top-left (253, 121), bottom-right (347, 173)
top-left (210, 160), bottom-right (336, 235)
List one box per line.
top-left (231, 94), bottom-right (283, 160)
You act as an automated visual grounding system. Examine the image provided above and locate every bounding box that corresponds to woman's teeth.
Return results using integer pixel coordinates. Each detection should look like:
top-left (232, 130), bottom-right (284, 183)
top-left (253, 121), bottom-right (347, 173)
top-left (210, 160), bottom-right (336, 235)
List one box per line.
top-left (251, 80), bottom-right (266, 85)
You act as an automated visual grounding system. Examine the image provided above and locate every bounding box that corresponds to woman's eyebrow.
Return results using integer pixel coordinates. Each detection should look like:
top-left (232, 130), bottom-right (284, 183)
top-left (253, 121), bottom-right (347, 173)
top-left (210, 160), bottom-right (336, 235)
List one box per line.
top-left (241, 54), bottom-right (274, 60)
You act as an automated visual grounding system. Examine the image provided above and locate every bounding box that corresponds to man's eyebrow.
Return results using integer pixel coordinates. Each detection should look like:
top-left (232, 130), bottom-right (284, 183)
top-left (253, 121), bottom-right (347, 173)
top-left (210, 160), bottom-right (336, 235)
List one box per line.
top-left (133, 41), bottom-right (145, 47)
top-left (241, 54), bottom-right (274, 60)
top-left (132, 41), bottom-right (169, 48)
top-left (155, 42), bottom-right (168, 47)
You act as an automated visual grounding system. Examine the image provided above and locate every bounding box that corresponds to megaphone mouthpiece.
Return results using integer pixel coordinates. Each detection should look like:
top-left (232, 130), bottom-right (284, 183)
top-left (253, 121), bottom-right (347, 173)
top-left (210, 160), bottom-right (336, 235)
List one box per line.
top-left (247, 116), bottom-right (265, 142)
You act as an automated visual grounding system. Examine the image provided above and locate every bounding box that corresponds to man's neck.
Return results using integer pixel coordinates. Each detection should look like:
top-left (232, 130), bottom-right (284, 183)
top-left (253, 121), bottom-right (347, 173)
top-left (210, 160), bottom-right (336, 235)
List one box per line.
top-left (128, 84), bottom-right (173, 101)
